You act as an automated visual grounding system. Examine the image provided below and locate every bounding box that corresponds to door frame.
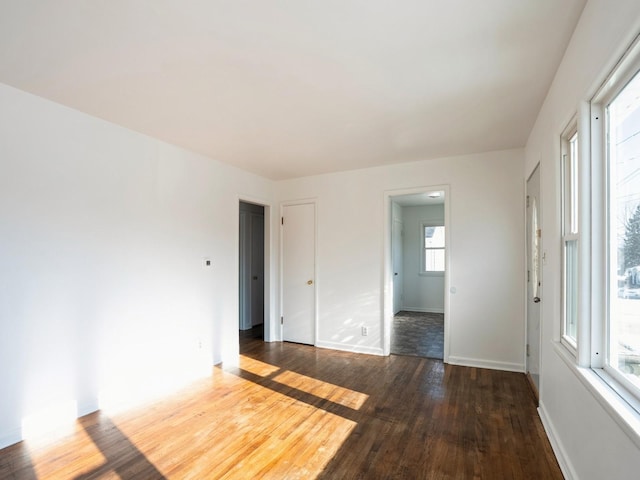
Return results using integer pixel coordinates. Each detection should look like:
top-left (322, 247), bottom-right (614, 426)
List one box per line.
top-left (280, 198), bottom-right (318, 345)
top-left (382, 185), bottom-right (451, 360)
top-left (237, 196), bottom-right (274, 342)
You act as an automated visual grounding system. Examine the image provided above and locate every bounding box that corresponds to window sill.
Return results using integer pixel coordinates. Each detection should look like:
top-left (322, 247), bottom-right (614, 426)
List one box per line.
top-left (560, 336), bottom-right (577, 357)
top-left (554, 341), bottom-right (640, 449)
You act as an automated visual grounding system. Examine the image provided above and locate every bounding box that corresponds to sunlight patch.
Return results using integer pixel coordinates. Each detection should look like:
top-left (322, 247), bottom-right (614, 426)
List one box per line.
top-left (272, 370), bottom-right (369, 410)
top-left (220, 408), bottom-right (357, 479)
top-left (239, 355), bottom-right (281, 377)
top-left (98, 356), bottom-right (210, 414)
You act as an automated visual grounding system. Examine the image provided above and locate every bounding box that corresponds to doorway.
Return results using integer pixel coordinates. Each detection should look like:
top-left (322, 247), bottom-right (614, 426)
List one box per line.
top-left (239, 201), bottom-right (265, 340)
top-left (385, 188), bottom-right (449, 360)
top-left (526, 165), bottom-right (541, 398)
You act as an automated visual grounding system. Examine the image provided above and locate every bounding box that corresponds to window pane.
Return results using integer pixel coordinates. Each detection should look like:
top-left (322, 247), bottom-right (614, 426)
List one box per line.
top-left (425, 248), bottom-right (445, 271)
top-left (564, 239), bottom-right (578, 342)
top-left (569, 132), bottom-right (579, 234)
top-left (424, 226), bottom-right (445, 248)
top-left (609, 69), bottom-right (640, 381)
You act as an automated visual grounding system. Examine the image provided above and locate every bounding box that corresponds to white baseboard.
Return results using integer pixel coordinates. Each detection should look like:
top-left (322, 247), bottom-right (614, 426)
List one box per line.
top-left (447, 355), bottom-right (524, 373)
top-left (538, 401), bottom-right (578, 480)
top-left (0, 427), bottom-right (22, 450)
top-left (400, 307), bottom-right (445, 314)
top-left (316, 340), bottom-right (384, 356)
top-left (0, 401), bottom-right (99, 451)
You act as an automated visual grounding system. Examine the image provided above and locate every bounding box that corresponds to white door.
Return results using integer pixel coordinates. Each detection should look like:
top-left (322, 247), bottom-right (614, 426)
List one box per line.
top-left (282, 203), bottom-right (316, 345)
top-left (526, 165), bottom-right (541, 396)
top-left (392, 216), bottom-right (403, 314)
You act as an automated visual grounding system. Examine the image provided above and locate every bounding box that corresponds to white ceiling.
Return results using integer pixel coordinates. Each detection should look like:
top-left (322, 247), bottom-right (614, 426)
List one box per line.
top-left (0, 1), bottom-right (586, 180)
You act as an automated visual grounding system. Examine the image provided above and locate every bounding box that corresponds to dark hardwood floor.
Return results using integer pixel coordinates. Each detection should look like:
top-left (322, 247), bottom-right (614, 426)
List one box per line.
top-left (0, 332), bottom-right (562, 479)
top-left (391, 311), bottom-right (444, 359)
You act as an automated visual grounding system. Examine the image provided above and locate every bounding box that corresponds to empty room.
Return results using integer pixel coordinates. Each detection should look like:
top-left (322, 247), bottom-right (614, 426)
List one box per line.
top-left (1, 1), bottom-right (640, 479)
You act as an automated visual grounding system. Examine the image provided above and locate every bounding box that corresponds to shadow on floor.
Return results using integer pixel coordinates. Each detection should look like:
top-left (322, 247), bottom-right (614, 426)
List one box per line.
top-left (0, 441), bottom-right (38, 480)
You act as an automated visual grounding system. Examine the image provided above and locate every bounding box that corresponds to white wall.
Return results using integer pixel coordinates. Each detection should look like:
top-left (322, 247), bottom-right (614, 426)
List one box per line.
top-left (276, 149), bottom-right (524, 370)
top-left (401, 204), bottom-right (445, 313)
top-left (525, 1), bottom-right (640, 478)
top-left (0, 83), bottom-right (274, 448)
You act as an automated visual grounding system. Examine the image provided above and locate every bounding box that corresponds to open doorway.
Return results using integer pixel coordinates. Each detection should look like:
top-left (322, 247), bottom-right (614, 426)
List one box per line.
top-left (384, 188), bottom-right (449, 361)
top-left (239, 201), bottom-right (265, 341)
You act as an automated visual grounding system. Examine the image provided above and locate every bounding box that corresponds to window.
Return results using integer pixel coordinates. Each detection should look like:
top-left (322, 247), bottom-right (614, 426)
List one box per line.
top-left (421, 224), bottom-right (445, 274)
top-left (558, 32), bottom-right (640, 437)
top-left (581, 36), bottom-right (640, 410)
top-left (562, 126), bottom-right (579, 349)
top-left (606, 67), bottom-right (640, 393)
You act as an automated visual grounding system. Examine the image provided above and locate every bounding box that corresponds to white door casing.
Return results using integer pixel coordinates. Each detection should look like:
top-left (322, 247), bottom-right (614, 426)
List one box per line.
top-left (282, 202), bottom-right (316, 345)
top-left (383, 185), bottom-right (451, 360)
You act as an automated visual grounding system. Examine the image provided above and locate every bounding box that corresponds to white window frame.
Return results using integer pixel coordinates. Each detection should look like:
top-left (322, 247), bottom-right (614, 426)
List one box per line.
top-left (590, 36), bottom-right (640, 410)
top-left (420, 222), bottom-right (445, 276)
top-left (551, 34), bottom-right (640, 449)
top-left (561, 121), bottom-right (579, 354)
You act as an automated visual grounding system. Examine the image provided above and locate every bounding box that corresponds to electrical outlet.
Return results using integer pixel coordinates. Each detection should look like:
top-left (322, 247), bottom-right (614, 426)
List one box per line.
top-left (362, 326), bottom-right (368, 336)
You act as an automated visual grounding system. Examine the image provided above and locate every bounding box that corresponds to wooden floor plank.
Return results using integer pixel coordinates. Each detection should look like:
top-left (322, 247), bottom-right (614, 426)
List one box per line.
top-left (0, 335), bottom-right (562, 479)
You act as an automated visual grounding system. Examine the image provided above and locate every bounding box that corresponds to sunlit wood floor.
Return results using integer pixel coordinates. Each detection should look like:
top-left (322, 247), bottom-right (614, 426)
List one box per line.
top-left (0, 331), bottom-right (562, 479)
